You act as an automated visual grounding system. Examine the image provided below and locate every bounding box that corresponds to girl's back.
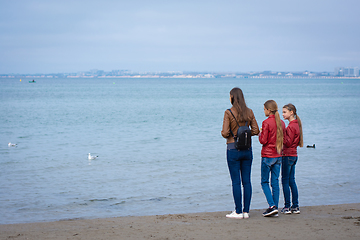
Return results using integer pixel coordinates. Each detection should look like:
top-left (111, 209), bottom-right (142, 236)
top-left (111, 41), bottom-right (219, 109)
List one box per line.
top-left (259, 115), bottom-right (285, 158)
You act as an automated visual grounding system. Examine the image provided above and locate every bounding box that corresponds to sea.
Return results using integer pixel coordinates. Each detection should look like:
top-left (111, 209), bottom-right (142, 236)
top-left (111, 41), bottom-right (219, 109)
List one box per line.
top-left (1, 77), bottom-right (359, 224)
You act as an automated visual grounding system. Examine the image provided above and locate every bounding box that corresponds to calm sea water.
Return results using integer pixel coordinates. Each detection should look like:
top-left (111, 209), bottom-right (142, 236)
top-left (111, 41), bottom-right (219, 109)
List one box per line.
top-left (1, 77), bottom-right (359, 224)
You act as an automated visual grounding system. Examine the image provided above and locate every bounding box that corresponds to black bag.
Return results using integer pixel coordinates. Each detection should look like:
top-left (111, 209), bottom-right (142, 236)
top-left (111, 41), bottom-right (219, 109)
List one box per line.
top-left (228, 109), bottom-right (252, 150)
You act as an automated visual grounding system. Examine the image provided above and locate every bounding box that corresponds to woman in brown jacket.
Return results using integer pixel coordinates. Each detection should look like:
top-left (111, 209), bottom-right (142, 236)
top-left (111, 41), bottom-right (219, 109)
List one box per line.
top-left (221, 87), bottom-right (259, 219)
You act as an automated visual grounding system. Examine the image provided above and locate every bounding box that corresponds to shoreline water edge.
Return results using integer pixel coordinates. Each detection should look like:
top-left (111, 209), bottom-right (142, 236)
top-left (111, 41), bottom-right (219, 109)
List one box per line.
top-left (0, 203), bottom-right (359, 239)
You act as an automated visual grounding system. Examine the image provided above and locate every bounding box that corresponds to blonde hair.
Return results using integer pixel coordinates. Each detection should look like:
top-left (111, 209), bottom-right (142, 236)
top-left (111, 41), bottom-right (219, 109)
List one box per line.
top-left (264, 100), bottom-right (283, 154)
top-left (283, 103), bottom-right (304, 147)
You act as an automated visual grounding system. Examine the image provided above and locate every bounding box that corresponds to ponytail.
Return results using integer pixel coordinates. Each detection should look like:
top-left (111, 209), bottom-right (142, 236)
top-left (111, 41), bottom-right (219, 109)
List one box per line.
top-left (296, 115), bottom-right (304, 147)
top-left (264, 100), bottom-right (283, 154)
top-left (274, 110), bottom-right (284, 154)
top-left (283, 103), bottom-right (303, 147)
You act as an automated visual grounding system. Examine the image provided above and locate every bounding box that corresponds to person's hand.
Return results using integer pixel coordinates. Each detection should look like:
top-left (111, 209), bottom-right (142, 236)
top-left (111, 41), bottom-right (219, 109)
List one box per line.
top-left (260, 128), bottom-right (262, 133)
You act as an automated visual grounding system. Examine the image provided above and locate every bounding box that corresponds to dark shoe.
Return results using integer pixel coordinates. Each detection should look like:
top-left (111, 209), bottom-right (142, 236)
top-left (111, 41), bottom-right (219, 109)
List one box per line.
top-left (263, 206), bottom-right (278, 217)
top-left (281, 207), bottom-right (291, 214)
top-left (291, 207), bottom-right (300, 214)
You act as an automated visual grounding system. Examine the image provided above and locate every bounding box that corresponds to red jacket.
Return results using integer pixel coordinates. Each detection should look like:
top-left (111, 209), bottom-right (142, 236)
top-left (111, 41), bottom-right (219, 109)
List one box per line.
top-left (259, 115), bottom-right (285, 158)
top-left (283, 119), bottom-right (300, 156)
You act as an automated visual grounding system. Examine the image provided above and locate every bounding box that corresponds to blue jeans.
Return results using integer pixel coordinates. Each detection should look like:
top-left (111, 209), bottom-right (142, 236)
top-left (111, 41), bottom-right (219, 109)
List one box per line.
top-left (227, 148), bottom-right (253, 214)
top-left (261, 157), bottom-right (281, 208)
top-left (282, 156), bottom-right (299, 208)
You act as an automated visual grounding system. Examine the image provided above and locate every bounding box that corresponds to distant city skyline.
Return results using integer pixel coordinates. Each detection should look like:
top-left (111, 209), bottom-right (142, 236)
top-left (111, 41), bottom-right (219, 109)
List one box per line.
top-left (1, 1), bottom-right (359, 74)
top-left (1, 67), bottom-right (359, 75)
top-left (2, 67), bottom-right (359, 78)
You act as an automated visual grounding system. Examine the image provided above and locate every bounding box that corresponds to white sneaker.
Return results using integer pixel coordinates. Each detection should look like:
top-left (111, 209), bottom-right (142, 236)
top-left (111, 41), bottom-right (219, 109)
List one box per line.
top-left (243, 212), bottom-right (249, 219)
top-left (226, 211), bottom-right (244, 219)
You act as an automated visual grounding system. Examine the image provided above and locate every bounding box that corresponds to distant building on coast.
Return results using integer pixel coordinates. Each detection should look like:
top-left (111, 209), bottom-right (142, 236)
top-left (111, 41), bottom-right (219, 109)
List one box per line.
top-left (2, 68), bottom-right (356, 79)
top-left (335, 67), bottom-right (360, 77)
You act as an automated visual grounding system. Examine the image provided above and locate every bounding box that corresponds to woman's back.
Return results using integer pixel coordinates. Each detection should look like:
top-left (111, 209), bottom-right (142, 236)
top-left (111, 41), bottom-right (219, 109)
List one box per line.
top-left (221, 106), bottom-right (259, 144)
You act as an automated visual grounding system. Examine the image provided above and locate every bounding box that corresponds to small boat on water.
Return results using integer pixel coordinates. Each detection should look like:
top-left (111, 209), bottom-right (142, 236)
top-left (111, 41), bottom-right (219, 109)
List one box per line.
top-left (29, 80), bottom-right (36, 83)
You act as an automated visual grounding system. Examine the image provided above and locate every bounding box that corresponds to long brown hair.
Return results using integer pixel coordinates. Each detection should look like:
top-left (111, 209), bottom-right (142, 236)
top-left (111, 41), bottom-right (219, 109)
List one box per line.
top-left (264, 100), bottom-right (283, 154)
top-left (283, 103), bottom-right (304, 147)
top-left (230, 87), bottom-right (251, 121)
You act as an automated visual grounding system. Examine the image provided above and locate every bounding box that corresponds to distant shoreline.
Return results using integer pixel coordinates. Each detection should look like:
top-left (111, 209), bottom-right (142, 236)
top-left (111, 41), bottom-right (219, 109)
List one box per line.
top-left (2, 68), bottom-right (360, 79)
top-left (1, 75), bottom-right (360, 79)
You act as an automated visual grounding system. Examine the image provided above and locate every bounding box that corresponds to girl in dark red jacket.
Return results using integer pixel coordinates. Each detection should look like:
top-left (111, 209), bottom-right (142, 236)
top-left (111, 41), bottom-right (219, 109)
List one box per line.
top-left (259, 100), bottom-right (285, 217)
top-left (281, 103), bottom-right (303, 214)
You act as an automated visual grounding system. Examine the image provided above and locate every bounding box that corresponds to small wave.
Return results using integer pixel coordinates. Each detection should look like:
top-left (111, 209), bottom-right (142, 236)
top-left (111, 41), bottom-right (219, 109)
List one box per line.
top-left (142, 197), bottom-right (167, 202)
top-left (111, 201), bottom-right (126, 206)
top-left (59, 217), bottom-right (85, 221)
top-left (18, 136), bottom-right (31, 139)
top-left (88, 197), bottom-right (116, 202)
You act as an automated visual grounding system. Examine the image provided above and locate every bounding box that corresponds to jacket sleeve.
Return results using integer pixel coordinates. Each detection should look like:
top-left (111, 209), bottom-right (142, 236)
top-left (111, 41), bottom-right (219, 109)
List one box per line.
top-left (249, 110), bottom-right (259, 136)
top-left (284, 125), bottom-right (295, 148)
top-left (221, 110), bottom-right (231, 138)
top-left (259, 121), bottom-right (269, 145)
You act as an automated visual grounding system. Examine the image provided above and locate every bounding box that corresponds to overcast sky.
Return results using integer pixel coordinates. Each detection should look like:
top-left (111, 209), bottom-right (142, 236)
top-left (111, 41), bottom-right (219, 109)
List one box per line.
top-left (1, 0), bottom-right (359, 74)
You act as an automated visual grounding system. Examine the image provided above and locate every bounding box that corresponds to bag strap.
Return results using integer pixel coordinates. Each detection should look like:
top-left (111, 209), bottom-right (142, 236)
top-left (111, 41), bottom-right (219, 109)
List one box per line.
top-left (228, 109), bottom-right (248, 139)
top-left (228, 109), bottom-right (240, 127)
top-left (228, 109), bottom-right (239, 139)
top-left (228, 109), bottom-right (248, 126)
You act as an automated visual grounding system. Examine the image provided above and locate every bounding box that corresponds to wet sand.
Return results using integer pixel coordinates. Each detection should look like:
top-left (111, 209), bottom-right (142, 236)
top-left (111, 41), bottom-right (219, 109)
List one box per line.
top-left (1, 203), bottom-right (359, 240)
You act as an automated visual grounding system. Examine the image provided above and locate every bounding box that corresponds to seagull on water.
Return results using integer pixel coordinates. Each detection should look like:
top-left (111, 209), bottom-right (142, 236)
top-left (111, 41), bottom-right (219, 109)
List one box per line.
top-left (8, 142), bottom-right (17, 147)
top-left (88, 153), bottom-right (98, 160)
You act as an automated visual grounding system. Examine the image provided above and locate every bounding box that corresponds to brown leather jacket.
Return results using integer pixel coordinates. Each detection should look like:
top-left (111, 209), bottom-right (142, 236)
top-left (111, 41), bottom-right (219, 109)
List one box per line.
top-left (221, 106), bottom-right (260, 144)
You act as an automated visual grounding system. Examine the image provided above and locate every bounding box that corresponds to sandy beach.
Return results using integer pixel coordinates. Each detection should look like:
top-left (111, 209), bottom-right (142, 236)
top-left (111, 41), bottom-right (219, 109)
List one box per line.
top-left (1, 203), bottom-right (359, 240)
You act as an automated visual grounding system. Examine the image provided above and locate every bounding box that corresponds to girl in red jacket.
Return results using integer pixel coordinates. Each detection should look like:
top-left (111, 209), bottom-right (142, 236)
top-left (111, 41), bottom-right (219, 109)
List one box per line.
top-left (281, 103), bottom-right (303, 214)
top-left (259, 100), bottom-right (285, 217)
